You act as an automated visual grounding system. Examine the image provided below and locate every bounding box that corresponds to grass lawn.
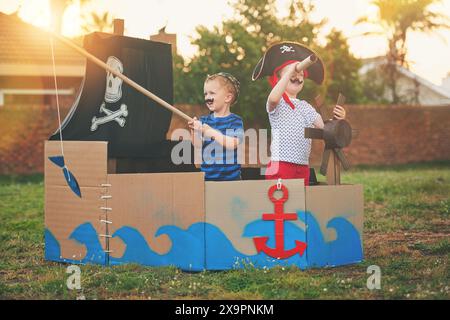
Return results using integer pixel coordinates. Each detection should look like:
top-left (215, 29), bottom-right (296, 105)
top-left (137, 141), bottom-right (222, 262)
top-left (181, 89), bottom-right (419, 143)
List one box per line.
top-left (0, 162), bottom-right (448, 300)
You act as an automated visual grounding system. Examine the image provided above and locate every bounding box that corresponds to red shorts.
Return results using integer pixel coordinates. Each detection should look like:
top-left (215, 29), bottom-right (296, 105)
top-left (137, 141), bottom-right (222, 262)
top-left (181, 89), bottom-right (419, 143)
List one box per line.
top-left (265, 161), bottom-right (310, 186)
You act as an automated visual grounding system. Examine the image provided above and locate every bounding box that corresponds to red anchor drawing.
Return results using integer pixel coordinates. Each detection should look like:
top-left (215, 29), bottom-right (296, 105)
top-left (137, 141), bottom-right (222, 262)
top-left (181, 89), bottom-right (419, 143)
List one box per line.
top-left (253, 184), bottom-right (307, 259)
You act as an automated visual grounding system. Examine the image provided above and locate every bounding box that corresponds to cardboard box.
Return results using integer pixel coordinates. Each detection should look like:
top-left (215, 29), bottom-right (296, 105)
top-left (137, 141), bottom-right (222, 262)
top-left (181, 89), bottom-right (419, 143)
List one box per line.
top-left (45, 141), bottom-right (364, 270)
top-left (45, 141), bottom-right (109, 264)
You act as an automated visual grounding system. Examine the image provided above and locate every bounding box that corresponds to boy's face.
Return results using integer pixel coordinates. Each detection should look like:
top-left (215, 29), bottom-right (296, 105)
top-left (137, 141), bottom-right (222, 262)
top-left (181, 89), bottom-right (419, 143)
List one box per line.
top-left (279, 66), bottom-right (305, 96)
top-left (204, 78), bottom-right (233, 112)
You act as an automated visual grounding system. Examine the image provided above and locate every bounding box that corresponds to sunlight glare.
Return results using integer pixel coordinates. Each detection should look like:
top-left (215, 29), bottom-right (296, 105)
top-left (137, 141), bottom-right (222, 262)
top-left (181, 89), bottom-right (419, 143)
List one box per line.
top-left (61, 4), bottom-right (82, 37)
top-left (18, 0), bottom-right (51, 29)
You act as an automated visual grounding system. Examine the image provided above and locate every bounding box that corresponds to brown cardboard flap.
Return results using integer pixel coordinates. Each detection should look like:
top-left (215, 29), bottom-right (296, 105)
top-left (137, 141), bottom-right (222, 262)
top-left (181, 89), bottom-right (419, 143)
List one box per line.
top-left (45, 185), bottom-right (107, 260)
top-left (305, 184), bottom-right (364, 242)
top-left (107, 172), bottom-right (205, 258)
top-left (45, 141), bottom-right (108, 187)
top-left (205, 179), bottom-right (306, 255)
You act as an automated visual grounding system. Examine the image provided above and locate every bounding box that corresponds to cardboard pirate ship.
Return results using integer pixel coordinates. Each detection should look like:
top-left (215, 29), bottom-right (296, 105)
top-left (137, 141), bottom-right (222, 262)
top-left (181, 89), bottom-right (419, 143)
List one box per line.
top-left (45, 33), bottom-right (364, 271)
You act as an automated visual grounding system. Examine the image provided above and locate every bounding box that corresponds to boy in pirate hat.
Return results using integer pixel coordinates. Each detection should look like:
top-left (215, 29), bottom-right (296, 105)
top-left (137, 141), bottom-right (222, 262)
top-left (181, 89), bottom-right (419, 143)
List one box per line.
top-left (188, 72), bottom-right (244, 181)
top-left (252, 42), bottom-right (346, 185)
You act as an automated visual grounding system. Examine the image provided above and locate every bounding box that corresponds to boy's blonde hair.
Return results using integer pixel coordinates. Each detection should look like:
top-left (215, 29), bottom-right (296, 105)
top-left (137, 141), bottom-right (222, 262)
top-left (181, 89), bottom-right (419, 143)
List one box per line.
top-left (205, 72), bottom-right (240, 105)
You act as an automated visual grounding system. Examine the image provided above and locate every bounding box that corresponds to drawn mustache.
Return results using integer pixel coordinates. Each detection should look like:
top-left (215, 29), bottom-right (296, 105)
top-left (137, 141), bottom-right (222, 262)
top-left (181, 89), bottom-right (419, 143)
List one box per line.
top-left (205, 98), bottom-right (214, 105)
top-left (290, 78), bottom-right (303, 85)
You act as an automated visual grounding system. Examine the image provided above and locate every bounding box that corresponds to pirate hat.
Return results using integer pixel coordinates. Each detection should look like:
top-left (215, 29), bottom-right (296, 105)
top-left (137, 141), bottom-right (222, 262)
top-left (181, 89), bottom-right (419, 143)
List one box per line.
top-left (252, 41), bottom-right (325, 85)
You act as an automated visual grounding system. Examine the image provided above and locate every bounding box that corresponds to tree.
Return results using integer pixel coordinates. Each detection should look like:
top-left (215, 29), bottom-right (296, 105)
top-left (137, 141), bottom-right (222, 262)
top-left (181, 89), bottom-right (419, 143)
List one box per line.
top-left (81, 11), bottom-right (114, 34)
top-left (356, 0), bottom-right (450, 103)
top-left (360, 67), bottom-right (389, 104)
top-left (320, 29), bottom-right (363, 104)
top-left (174, 0), bottom-right (362, 126)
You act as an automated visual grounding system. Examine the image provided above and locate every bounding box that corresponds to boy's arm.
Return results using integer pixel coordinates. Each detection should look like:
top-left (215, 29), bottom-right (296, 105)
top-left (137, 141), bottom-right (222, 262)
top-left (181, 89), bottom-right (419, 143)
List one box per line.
top-left (188, 118), bottom-right (241, 150)
top-left (267, 63), bottom-right (298, 112)
top-left (313, 116), bottom-right (325, 129)
top-left (202, 124), bottom-right (240, 150)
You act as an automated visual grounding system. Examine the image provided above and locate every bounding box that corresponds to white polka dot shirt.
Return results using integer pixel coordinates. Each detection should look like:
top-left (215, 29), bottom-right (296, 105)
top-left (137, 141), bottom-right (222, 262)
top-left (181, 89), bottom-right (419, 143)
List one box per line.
top-left (267, 98), bottom-right (321, 165)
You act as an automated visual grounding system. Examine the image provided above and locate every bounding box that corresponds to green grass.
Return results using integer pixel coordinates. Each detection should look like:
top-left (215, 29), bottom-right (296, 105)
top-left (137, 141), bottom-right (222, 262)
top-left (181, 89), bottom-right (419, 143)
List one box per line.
top-left (0, 162), bottom-right (449, 299)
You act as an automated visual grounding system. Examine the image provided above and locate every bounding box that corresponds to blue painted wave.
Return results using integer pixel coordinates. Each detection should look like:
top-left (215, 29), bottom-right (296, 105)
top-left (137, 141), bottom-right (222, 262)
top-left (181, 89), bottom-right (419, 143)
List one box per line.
top-left (45, 223), bottom-right (106, 265)
top-left (109, 224), bottom-right (205, 271)
top-left (45, 212), bottom-right (363, 270)
top-left (298, 212), bottom-right (364, 267)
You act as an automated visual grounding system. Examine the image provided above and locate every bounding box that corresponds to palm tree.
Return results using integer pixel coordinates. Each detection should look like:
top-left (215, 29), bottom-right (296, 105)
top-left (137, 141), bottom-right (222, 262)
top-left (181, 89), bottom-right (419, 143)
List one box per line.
top-left (356, 0), bottom-right (450, 103)
top-left (81, 11), bottom-right (114, 34)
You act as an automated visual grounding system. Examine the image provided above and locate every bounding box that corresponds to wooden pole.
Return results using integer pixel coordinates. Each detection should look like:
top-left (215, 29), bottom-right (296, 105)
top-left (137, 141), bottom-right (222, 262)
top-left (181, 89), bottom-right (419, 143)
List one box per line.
top-left (48, 31), bottom-right (193, 122)
top-left (326, 151), bottom-right (340, 185)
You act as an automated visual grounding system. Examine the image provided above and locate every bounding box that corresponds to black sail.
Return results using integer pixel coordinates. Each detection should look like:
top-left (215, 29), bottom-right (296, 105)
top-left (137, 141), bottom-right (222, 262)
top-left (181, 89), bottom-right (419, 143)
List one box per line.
top-left (50, 32), bottom-right (173, 158)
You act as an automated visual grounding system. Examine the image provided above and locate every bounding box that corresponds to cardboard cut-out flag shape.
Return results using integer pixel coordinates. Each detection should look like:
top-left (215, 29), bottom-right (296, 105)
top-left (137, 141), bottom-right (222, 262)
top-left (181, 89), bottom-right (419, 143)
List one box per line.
top-left (48, 156), bottom-right (81, 198)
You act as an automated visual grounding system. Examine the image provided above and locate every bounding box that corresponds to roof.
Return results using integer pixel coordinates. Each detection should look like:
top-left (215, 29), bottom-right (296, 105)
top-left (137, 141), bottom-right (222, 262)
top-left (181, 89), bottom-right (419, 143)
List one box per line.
top-left (0, 12), bottom-right (85, 76)
top-left (395, 66), bottom-right (450, 99)
top-left (360, 56), bottom-right (450, 100)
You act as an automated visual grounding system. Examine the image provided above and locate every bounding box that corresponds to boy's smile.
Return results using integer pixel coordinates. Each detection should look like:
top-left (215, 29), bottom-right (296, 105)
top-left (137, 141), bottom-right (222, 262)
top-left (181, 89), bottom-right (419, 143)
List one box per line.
top-left (203, 78), bottom-right (233, 116)
top-left (205, 97), bottom-right (217, 111)
top-left (205, 98), bottom-right (214, 109)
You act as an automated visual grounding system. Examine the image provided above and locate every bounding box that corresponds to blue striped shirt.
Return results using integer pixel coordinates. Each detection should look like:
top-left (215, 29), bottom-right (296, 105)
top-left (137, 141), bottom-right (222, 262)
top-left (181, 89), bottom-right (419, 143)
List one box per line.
top-left (200, 113), bottom-right (244, 181)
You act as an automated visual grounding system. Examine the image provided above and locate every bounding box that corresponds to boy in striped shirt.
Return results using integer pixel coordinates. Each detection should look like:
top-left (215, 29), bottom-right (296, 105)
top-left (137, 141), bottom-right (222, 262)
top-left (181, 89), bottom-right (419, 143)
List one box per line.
top-left (188, 73), bottom-right (244, 181)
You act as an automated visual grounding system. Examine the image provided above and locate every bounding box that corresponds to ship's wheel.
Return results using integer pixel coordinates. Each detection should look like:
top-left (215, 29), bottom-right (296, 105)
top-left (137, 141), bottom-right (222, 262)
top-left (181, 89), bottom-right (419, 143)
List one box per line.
top-left (304, 93), bottom-right (355, 185)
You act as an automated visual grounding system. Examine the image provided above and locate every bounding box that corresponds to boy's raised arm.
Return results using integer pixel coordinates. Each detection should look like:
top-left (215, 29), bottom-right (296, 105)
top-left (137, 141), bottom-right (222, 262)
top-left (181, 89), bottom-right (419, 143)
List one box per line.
top-left (267, 62), bottom-right (298, 112)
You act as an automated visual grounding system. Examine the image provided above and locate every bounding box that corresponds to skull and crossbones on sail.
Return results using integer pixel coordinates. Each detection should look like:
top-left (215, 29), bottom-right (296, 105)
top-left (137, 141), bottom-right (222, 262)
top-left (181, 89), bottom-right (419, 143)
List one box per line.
top-left (91, 56), bottom-right (129, 131)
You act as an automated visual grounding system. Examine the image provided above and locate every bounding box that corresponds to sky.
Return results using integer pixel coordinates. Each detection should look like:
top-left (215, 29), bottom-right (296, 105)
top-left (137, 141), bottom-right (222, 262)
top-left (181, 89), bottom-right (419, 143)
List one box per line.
top-left (1, 0), bottom-right (450, 86)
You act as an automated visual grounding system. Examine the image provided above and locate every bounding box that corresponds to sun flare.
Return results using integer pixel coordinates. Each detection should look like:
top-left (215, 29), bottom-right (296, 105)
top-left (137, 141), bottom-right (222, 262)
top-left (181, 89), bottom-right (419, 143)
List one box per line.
top-left (18, 0), bottom-right (51, 29)
top-left (61, 4), bottom-right (83, 37)
top-left (16, 0), bottom-right (82, 36)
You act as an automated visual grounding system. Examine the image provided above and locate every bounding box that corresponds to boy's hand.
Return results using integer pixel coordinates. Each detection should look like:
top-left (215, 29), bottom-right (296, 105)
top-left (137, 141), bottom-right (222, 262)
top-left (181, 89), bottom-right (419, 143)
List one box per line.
top-left (284, 62), bottom-right (300, 78)
top-left (333, 105), bottom-right (346, 120)
top-left (188, 117), bottom-right (203, 132)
